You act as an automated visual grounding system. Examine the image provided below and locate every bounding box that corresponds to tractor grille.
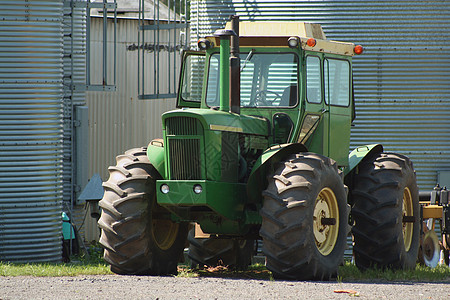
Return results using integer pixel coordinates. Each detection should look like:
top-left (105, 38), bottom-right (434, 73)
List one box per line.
top-left (166, 116), bottom-right (202, 136)
top-left (168, 139), bottom-right (201, 180)
top-left (165, 117), bottom-right (203, 180)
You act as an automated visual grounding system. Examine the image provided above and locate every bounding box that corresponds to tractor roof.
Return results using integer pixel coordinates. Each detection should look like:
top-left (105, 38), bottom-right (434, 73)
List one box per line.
top-left (226, 21), bottom-right (327, 39)
top-left (206, 21), bottom-right (358, 56)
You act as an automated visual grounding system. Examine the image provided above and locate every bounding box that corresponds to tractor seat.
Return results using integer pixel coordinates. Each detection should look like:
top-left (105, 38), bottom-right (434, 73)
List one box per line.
top-left (280, 85), bottom-right (298, 106)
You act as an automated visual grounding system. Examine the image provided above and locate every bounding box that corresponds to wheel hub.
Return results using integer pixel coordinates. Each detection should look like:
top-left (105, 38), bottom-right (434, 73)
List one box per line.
top-left (314, 200), bottom-right (330, 243)
top-left (313, 187), bottom-right (339, 256)
top-left (152, 219), bottom-right (179, 250)
top-left (402, 187), bottom-right (413, 251)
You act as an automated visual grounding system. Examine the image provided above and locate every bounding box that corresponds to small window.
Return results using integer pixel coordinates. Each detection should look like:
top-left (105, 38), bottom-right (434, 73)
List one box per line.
top-left (324, 59), bottom-right (350, 106)
top-left (206, 54), bottom-right (220, 106)
top-left (273, 113), bottom-right (294, 144)
top-left (297, 114), bottom-right (320, 144)
top-left (306, 56), bottom-right (322, 103)
top-left (181, 54), bottom-right (205, 102)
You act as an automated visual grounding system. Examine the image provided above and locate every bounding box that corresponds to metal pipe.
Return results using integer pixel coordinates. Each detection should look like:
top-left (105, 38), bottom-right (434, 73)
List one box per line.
top-left (113, 0), bottom-right (117, 86)
top-left (153, 0), bottom-right (156, 95)
top-left (157, 0), bottom-right (160, 96)
top-left (137, 0), bottom-right (141, 95)
top-left (419, 191), bottom-right (432, 202)
top-left (168, 0), bottom-right (171, 93)
top-left (229, 15), bottom-right (240, 114)
top-left (86, 3), bottom-right (91, 85)
top-left (102, 0), bottom-right (107, 85)
top-left (214, 29), bottom-right (236, 112)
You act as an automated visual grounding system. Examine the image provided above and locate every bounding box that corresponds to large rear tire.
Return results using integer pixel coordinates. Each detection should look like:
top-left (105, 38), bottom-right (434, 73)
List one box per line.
top-left (260, 153), bottom-right (349, 280)
top-left (351, 152), bottom-right (419, 270)
top-left (98, 147), bottom-right (188, 275)
top-left (187, 229), bottom-right (254, 270)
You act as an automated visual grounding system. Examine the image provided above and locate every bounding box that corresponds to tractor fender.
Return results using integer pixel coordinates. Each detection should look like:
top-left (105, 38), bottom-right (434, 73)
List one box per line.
top-left (246, 143), bottom-right (308, 203)
top-left (146, 139), bottom-right (165, 178)
top-left (345, 144), bottom-right (384, 176)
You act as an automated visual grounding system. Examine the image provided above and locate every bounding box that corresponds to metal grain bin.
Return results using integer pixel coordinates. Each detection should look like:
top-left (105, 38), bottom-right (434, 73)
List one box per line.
top-left (190, 0), bottom-right (450, 191)
top-left (0, 1), bottom-right (65, 262)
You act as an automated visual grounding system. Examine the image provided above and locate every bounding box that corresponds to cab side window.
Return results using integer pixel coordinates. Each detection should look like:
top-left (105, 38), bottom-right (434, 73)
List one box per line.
top-left (206, 55), bottom-right (220, 106)
top-left (324, 59), bottom-right (350, 106)
top-left (306, 56), bottom-right (322, 103)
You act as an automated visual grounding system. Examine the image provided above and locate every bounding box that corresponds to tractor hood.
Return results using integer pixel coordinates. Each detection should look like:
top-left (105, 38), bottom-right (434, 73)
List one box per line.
top-left (162, 108), bottom-right (269, 136)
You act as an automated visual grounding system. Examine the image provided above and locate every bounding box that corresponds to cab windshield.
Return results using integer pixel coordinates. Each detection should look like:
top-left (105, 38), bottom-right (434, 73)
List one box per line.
top-left (206, 52), bottom-right (299, 108)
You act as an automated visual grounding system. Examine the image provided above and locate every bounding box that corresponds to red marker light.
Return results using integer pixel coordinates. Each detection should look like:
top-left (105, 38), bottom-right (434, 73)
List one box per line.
top-left (306, 38), bottom-right (316, 47)
top-left (354, 45), bottom-right (364, 55)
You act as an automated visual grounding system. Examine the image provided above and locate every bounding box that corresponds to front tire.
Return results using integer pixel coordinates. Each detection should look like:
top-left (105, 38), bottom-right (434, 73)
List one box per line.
top-left (260, 153), bottom-right (349, 280)
top-left (98, 147), bottom-right (188, 275)
top-left (351, 152), bottom-right (420, 270)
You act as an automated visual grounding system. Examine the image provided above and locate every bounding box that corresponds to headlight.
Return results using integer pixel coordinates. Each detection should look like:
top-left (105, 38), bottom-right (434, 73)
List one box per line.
top-left (288, 37), bottom-right (299, 48)
top-left (193, 184), bottom-right (203, 194)
top-left (161, 184), bottom-right (170, 194)
top-left (197, 39), bottom-right (212, 50)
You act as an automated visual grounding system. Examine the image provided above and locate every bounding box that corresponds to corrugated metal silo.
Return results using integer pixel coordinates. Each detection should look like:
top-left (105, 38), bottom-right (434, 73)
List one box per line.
top-left (190, 0), bottom-right (450, 191)
top-left (0, 1), bottom-right (65, 262)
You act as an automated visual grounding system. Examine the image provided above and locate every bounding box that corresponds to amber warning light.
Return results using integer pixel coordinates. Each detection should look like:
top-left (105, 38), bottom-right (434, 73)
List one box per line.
top-left (306, 38), bottom-right (316, 47)
top-left (354, 45), bottom-right (364, 55)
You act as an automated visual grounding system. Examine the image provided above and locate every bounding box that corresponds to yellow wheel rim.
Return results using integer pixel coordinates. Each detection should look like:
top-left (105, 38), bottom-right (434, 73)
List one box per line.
top-left (152, 219), bottom-right (179, 250)
top-left (313, 187), bottom-right (339, 256)
top-left (402, 187), bottom-right (413, 252)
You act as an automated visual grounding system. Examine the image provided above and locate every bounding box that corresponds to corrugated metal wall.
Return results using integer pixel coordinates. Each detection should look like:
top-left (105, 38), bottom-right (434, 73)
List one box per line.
top-left (190, 0), bottom-right (450, 191)
top-left (63, 0), bottom-right (88, 242)
top-left (0, 1), bottom-right (64, 262)
top-left (84, 17), bottom-right (182, 241)
top-left (87, 17), bottom-right (180, 181)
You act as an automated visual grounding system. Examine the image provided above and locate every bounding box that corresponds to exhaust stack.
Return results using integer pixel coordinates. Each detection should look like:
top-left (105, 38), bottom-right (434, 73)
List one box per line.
top-left (214, 15), bottom-right (240, 114)
top-left (214, 28), bottom-right (235, 112)
top-left (229, 15), bottom-right (240, 114)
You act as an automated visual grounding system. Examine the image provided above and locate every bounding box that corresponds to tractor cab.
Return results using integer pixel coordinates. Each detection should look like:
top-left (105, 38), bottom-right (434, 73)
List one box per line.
top-left (177, 21), bottom-right (361, 167)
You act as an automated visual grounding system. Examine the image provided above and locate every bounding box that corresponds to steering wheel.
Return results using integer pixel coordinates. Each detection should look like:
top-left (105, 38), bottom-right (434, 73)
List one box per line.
top-left (251, 90), bottom-right (282, 106)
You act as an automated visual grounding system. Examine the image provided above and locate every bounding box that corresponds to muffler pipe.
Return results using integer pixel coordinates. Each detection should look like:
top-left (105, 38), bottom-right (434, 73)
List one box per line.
top-left (229, 15), bottom-right (240, 114)
top-left (214, 28), bottom-right (236, 112)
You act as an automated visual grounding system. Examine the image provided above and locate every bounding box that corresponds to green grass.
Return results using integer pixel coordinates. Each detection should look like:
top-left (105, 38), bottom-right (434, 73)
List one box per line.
top-left (2, 249), bottom-right (449, 282)
top-left (0, 261), bottom-right (111, 277)
top-left (0, 247), bottom-right (112, 277)
top-left (338, 261), bottom-right (450, 282)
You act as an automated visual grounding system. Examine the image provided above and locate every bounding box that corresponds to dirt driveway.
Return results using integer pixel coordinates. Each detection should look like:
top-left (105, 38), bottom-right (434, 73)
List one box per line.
top-left (1, 275), bottom-right (449, 299)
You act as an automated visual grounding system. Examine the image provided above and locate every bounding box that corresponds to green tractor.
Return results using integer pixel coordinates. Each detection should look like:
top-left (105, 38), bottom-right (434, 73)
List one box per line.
top-left (98, 17), bottom-right (420, 280)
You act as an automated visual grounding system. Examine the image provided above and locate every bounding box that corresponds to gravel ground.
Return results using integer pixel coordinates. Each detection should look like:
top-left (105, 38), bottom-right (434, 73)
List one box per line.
top-left (1, 275), bottom-right (449, 300)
